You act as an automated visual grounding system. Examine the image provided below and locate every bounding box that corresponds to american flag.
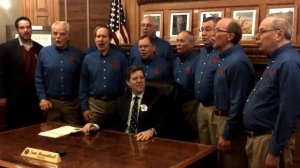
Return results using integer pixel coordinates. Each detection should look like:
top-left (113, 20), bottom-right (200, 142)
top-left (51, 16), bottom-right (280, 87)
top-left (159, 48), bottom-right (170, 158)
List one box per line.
top-left (107, 0), bottom-right (130, 45)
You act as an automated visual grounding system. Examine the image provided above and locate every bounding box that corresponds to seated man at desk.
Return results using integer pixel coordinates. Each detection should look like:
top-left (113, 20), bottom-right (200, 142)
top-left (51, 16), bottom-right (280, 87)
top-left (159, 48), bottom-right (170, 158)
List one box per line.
top-left (82, 65), bottom-right (163, 141)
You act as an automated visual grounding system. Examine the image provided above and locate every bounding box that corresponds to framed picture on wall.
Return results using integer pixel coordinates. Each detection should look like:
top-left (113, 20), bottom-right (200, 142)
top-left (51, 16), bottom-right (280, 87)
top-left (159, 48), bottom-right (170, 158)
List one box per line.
top-left (198, 9), bottom-right (223, 37)
top-left (232, 9), bottom-right (258, 38)
top-left (268, 7), bottom-right (294, 22)
top-left (267, 6), bottom-right (297, 42)
top-left (169, 10), bottom-right (192, 37)
top-left (143, 11), bottom-right (163, 38)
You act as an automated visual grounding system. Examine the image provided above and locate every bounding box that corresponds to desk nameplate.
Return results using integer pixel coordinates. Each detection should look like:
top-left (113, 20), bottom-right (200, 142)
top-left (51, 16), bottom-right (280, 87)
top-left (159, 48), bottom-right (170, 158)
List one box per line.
top-left (21, 147), bottom-right (61, 163)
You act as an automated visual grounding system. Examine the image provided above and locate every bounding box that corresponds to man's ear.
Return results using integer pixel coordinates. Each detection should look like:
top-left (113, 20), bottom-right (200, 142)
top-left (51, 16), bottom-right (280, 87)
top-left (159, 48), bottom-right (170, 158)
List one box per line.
top-left (276, 29), bottom-right (284, 41)
top-left (227, 33), bottom-right (235, 42)
top-left (126, 80), bottom-right (130, 87)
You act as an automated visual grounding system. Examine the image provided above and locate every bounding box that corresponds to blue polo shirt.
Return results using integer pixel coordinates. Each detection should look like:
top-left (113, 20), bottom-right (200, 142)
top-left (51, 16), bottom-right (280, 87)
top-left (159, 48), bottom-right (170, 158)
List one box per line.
top-left (173, 50), bottom-right (198, 99)
top-left (35, 45), bottom-right (83, 100)
top-left (243, 43), bottom-right (300, 156)
top-left (195, 46), bottom-right (219, 105)
top-left (79, 48), bottom-right (127, 111)
top-left (214, 44), bottom-right (255, 140)
top-left (129, 36), bottom-right (174, 66)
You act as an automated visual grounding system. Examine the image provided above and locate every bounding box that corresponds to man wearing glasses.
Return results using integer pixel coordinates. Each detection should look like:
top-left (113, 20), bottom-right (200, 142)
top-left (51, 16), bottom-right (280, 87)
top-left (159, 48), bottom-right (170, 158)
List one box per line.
top-left (243, 13), bottom-right (300, 168)
top-left (129, 16), bottom-right (173, 67)
top-left (196, 16), bottom-right (221, 145)
top-left (213, 18), bottom-right (255, 168)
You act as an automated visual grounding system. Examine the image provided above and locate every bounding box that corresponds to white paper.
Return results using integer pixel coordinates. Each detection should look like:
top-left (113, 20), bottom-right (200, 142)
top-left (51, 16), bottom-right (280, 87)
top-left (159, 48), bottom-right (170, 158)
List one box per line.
top-left (38, 126), bottom-right (82, 138)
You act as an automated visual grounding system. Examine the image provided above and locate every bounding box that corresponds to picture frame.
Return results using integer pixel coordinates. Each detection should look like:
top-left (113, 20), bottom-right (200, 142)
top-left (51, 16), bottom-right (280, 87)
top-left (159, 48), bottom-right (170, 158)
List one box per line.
top-left (267, 5), bottom-right (297, 43)
top-left (198, 9), bottom-right (224, 37)
top-left (142, 11), bottom-right (163, 38)
top-left (232, 9), bottom-right (258, 38)
top-left (169, 10), bottom-right (192, 37)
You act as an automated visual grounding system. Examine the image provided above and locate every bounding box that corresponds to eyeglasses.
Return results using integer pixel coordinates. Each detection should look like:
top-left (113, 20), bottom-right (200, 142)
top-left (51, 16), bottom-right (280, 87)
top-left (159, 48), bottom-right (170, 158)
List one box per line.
top-left (255, 29), bottom-right (280, 36)
top-left (141, 24), bottom-right (154, 28)
top-left (199, 27), bottom-right (214, 33)
top-left (214, 28), bottom-right (230, 33)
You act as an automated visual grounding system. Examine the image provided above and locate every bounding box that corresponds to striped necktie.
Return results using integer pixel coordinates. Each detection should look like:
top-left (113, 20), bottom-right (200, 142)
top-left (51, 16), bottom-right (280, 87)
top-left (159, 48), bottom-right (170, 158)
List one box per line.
top-left (129, 96), bottom-right (139, 134)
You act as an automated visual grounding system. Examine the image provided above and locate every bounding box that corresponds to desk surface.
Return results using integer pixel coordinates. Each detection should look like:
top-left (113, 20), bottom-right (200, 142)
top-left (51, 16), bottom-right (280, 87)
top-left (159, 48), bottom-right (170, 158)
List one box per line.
top-left (0, 122), bottom-right (216, 168)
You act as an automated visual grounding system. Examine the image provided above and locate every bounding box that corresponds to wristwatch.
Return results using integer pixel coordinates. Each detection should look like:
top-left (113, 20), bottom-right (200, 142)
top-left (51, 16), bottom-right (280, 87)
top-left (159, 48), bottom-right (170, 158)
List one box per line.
top-left (150, 128), bottom-right (157, 135)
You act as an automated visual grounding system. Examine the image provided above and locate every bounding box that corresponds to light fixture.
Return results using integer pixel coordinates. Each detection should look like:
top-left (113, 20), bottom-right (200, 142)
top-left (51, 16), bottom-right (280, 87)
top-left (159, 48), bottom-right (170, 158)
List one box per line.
top-left (1, 0), bottom-right (11, 9)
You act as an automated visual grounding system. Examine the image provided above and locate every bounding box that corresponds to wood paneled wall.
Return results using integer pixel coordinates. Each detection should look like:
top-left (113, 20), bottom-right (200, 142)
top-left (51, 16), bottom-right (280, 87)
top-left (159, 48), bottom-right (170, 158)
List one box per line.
top-left (22, 0), bottom-right (59, 26)
top-left (58, 0), bottom-right (112, 50)
top-left (22, 0), bottom-right (300, 49)
top-left (128, 0), bottom-right (300, 44)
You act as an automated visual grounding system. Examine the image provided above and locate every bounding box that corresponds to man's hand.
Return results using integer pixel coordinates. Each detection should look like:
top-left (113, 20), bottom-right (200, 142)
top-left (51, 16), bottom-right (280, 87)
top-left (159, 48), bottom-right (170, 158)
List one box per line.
top-left (82, 123), bottom-right (97, 135)
top-left (265, 153), bottom-right (279, 168)
top-left (135, 129), bottom-right (154, 141)
top-left (39, 99), bottom-right (52, 112)
top-left (217, 136), bottom-right (232, 152)
top-left (83, 111), bottom-right (92, 122)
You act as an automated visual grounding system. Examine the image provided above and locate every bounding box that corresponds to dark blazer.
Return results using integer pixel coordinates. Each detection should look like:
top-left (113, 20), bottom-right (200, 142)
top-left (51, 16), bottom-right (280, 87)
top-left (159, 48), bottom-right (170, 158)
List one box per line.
top-left (0, 38), bottom-right (43, 128)
top-left (94, 87), bottom-right (164, 135)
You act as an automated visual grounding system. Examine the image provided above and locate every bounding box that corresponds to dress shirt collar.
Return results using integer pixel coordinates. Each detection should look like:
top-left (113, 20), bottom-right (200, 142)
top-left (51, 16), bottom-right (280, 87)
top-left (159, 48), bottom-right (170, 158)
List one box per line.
top-left (18, 36), bottom-right (33, 51)
top-left (268, 43), bottom-right (292, 60)
top-left (99, 48), bottom-right (111, 58)
top-left (55, 45), bottom-right (69, 52)
top-left (205, 45), bottom-right (214, 54)
top-left (219, 44), bottom-right (242, 59)
top-left (131, 92), bottom-right (144, 101)
top-left (179, 50), bottom-right (197, 62)
top-left (141, 55), bottom-right (155, 63)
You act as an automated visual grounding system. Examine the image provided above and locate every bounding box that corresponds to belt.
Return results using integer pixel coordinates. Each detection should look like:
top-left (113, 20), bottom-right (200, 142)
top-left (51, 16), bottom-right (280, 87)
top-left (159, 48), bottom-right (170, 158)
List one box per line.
top-left (48, 96), bottom-right (76, 101)
top-left (214, 109), bottom-right (228, 116)
top-left (245, 130), bottom-right (272, 138)
top-left (90, 95), bottom-right (116, 102)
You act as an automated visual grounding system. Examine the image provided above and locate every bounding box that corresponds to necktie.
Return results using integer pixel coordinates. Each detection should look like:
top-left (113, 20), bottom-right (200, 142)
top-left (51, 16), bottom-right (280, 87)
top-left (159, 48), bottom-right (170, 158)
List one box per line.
top-left (129, 96), bottom-right (139, 134)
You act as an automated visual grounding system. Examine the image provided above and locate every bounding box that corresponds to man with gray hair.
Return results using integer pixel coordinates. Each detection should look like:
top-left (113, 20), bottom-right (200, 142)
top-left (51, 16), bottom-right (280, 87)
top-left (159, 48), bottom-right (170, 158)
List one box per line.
top-left (35, 21), bottom-right (84, 126)
top-left (196, 16), bottom-right (221, 145)
top-left (243, 13), bottom-right (300, 168)
top-left (173, 30), bottom-right (198, 141)
top-left (129, 16), bottom-right (173, 66)
top-left (213, 18), bottom-right (255, 168)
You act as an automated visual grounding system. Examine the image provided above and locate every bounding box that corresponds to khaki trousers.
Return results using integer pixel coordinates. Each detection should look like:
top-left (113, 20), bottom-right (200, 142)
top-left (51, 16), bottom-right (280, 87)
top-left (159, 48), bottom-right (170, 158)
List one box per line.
top-left (89, 97), bottom-right (116, 127)
top-left (47, 98), bottom-right (83, 126)
top-left (245, 134), bottom-right (295, 168)
top-left (196, 103), bottom-right (217, 145)
top-left (215, 115), bottom-right (248, 168)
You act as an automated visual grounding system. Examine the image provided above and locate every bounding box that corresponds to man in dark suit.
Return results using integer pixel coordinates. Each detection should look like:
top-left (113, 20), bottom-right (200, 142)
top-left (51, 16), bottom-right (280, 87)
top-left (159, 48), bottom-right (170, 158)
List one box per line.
top-left (82, 65), bottom-right (163, 141)
top-left (0, 16), bottom-right (43, 129)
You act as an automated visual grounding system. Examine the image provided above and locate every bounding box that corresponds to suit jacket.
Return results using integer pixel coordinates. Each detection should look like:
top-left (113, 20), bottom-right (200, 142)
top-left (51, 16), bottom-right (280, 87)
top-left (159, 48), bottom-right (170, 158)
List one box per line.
top-left (0, 38), bottom-right (43, 128)
top-left (93, 87), bottom-right (164, 135)
top-left (0, 39), bottom-right (43, 99)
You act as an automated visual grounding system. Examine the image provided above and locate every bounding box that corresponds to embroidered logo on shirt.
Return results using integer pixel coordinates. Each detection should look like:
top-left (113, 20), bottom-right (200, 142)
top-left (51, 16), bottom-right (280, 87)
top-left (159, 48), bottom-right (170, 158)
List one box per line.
top-left (268, 67), bottom-right (276, 76)
top-left (211, 56), bottom-right (220, 64)
top-left (68, 55), bottom-right (77, 62)
top-left (185, 66), bottom-right (192, 74)
top-left (112, 60), bottom-right (120, 69)
top-left (219, 66), bottom-right (225, 76)
top-left (154, 67), bottom-right (161, 75)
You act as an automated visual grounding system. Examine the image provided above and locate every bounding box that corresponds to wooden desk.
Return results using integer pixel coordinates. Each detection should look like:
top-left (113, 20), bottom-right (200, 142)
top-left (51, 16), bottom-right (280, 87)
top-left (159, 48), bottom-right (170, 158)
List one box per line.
top-left (0, 122), bottom-right (216, 168)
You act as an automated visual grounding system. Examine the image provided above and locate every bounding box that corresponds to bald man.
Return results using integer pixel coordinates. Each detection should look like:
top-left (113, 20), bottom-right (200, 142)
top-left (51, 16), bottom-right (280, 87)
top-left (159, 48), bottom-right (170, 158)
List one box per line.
top-left (244, 13), bottom-right (300, 168)
top-left (213, 18), bottom-right (255, 168)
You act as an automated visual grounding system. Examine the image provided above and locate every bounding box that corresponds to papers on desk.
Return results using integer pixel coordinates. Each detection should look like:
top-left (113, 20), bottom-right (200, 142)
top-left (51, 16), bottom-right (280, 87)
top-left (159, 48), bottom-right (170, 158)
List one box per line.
top-left (38, 126), bottom-right (82, 138)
